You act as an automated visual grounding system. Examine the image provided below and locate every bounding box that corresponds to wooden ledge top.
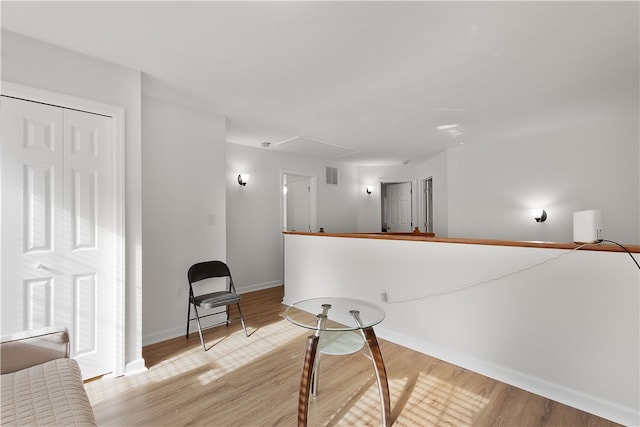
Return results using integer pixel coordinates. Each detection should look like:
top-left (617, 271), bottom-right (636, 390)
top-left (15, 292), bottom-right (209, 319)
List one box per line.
top-left (282, 231), bottom-right (640, 253)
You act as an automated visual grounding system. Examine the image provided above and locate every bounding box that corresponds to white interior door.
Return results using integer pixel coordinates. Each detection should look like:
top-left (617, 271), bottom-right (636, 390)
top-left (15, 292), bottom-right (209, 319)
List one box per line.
top-left (289, 177), bottom-right (311, 232)
top-left (2, 98), bottom-right (63, 332)
top-left (1, 96), bottom-right (114, 379)
top-left (384, 182), bottom-right (413, 232)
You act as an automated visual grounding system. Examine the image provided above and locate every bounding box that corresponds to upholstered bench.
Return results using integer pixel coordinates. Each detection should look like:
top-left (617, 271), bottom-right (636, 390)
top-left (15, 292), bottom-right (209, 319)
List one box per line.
top-left (0, 326), bottom-right (96, 426)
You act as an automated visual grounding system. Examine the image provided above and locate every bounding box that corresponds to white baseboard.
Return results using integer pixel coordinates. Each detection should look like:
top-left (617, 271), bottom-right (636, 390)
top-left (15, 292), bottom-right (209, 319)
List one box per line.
top-left (143, 326), bottom-right (184, 346)
top-left (375, 326), bottom-right (639, 427)
top-left (141, 283), bottom-right (282, 346)
top-left (124, 358), bottom-right (148, 376)
top-left (143, 313), bottom-right (228, 346)
top-left (282, 296), bottom-right (295, 306)
top-left (237, 280), bottom-right (282, 294)
top-left (103, 357), bottom-right (147, 378)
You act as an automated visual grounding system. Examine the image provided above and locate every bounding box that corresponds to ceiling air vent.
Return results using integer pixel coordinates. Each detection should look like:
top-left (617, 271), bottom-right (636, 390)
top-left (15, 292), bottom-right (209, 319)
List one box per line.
top-left (326, 167), bottom-right (338, 185)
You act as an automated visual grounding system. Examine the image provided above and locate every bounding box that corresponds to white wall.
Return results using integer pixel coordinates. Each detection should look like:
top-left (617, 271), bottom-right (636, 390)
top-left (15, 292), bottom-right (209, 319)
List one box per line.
top-left (283, 234), bottom-right (640, 426)
top-left (226, 143), bottom-right (357, 292)
top-left (317, 161), bottom-right (358, 233)
top-left (447, 113), bottom-right (639, 244)
top-left (356, 114), bottom-right (639, 245)
top-left (141, 95), bottom-right (226, 345)
top-left (1, 31), bottom-right (145, 372)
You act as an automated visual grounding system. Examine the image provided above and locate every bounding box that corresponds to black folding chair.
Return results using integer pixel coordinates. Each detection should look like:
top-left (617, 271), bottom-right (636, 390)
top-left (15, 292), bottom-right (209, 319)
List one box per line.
top-left (186, 261), bottom-right (248, 350)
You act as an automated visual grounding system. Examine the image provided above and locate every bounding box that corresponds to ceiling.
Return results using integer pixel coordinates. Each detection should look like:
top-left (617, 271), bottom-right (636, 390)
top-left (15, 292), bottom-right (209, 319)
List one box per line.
top-left (2, 1), bottom-right (638, 165)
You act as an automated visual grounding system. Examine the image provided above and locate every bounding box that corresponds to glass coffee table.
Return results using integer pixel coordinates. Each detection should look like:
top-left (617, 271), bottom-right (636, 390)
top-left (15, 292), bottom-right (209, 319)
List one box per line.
top-left (285, 297), bottom-right (391, 426)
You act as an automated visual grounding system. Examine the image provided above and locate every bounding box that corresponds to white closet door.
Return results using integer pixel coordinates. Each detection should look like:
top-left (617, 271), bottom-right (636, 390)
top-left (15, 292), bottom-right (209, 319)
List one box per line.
top-left (1, 97), bottom-right (64, 333)
top-left (1, 96), bottom-right (114, 379)
top-left (62, 108), bottom-right (114, 379)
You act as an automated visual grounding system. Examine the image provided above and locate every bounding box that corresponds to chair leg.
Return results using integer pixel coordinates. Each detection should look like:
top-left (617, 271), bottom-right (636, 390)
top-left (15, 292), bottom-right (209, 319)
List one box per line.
top-left (236, 303), bottom-right (249, 337)
top-left (186, 300), bottom-right (191, 338)
top-left (192, 304), bottom-right (207, 351)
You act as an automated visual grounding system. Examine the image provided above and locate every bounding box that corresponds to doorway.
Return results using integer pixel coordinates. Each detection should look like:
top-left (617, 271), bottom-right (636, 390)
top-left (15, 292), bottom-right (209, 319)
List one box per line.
top-left (381, 182), bottom-right (413, 232)
top-left (281, 171), bottom-right (317, 232)
top-left (422, 177), bottom-right (433, 233)
top-left (1, 83), bottom-right (125, 379)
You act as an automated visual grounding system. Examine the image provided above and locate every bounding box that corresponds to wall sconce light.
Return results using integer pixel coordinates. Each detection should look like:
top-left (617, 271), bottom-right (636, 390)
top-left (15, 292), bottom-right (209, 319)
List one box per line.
top-left (365, 185), bottom-right (373, 195)
top-left (532, 208), bottom-right (547, 222)
top-left (237, 174), bottom-right (250, 186)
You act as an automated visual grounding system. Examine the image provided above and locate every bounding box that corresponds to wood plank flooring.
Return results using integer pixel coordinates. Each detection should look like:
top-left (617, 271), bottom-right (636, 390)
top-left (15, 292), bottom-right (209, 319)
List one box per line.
top-left (84, 286), bottom-right (620, 426)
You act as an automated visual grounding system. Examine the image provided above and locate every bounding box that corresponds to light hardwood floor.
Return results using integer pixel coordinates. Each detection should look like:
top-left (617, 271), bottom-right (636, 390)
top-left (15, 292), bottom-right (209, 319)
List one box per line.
top-left (85, 286), bottom-right (620, 426)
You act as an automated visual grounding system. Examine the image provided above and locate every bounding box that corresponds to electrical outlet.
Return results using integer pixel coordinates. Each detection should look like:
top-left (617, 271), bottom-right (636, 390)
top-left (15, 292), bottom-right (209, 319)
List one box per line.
top-left (380, 289), bottom-right (389, 302)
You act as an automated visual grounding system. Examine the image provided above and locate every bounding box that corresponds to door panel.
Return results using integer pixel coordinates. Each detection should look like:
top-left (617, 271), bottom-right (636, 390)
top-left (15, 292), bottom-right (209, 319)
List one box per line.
top-left (71, 169), bottom-right (97, 249)
top-left (24, 165), bottom-right (55, 252)
top-left (73, 273), bottom-right (97, 356)
top-left (25, 277), bottom-right (54, 329)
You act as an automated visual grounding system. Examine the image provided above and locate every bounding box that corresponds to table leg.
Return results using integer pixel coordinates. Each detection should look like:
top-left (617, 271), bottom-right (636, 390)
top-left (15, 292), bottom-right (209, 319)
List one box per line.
top-left (311, 342), bottom-right (322, 396)
top-left (298, 334), bottom-right (319, 427)
top-left (363, 326), bottom-right (391, 427)
top-left (311, 305), bottom-right (332, 397)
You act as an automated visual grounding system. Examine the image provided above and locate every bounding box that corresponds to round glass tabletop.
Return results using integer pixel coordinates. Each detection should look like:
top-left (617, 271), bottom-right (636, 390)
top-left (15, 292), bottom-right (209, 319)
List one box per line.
top-left (285, 297), bottom-right (386, 331)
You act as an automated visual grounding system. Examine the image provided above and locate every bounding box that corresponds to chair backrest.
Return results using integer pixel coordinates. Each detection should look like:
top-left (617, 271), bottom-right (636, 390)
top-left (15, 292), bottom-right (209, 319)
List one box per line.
top-left (187, 261), bottom-right (236, 292)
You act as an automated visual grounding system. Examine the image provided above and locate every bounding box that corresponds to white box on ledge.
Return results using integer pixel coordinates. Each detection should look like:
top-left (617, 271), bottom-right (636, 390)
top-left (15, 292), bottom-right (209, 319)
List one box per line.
top-left (573, 210), bottom-right (602, 243)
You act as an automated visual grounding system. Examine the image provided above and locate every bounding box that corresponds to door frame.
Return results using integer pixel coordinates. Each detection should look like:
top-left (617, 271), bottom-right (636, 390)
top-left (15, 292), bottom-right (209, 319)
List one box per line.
top-left (1, 81), bottom-right (126, 377)
top-left (420, 177), bottom-right (434, 233)
top-left (379, 178), bottom-right (415, 232)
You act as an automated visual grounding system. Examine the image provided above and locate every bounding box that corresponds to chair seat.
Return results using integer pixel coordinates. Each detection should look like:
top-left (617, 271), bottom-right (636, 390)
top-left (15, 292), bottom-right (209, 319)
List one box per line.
top-left (195, 291), bottom-right (241, 309)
